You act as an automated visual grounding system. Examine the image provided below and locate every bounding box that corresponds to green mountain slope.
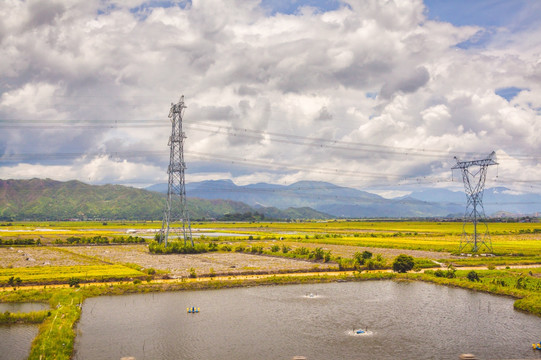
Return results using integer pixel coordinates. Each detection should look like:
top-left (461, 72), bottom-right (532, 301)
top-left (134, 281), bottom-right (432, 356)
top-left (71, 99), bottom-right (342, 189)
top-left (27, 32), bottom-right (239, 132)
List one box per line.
top-left (0, 179), bottom-right (330, 220)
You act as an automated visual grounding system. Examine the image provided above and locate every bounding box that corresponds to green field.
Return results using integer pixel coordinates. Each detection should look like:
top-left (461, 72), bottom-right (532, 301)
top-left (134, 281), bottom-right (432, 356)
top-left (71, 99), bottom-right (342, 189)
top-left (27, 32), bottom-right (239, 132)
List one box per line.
top-left (2, 220), bottom-right (541, 260)
top-left (0, 265), bottom-right (145, 285)
top-left (1, 219), bottom-right (540, 360)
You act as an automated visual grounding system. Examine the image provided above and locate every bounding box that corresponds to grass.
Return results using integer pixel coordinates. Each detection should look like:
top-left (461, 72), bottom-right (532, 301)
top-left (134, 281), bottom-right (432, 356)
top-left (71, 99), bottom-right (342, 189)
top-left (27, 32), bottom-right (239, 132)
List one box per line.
top-left (0, 265), bottom-right (145, 285)
top-left (0, 309), bottom-right (50, 324)
top-left (406, 269), bottom-right (541, 316)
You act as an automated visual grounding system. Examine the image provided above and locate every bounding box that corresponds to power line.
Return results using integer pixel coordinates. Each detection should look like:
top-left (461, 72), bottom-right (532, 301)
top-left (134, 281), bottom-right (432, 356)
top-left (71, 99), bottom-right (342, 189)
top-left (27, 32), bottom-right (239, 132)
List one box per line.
top-left (2, 119), bottom-right (540, 161)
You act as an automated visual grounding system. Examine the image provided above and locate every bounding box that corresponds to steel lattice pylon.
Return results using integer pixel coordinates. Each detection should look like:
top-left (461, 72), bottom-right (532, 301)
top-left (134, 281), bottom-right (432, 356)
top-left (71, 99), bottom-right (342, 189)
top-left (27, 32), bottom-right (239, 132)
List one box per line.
top-left (159, 95), bottom-right (192, 247)
top-left (452, 151), bottom-right (498, 253)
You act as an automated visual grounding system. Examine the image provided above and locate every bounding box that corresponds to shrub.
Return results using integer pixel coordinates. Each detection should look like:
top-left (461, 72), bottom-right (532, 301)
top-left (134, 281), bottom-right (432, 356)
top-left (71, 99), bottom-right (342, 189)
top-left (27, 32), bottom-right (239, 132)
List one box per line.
top-left (221, 244), bottom-right (232, 252)
top-left (312, 247), bottom-right (325, 260)
top-left (7, 276), bottom-right (22, 288)
top-left (467, 270), bottom-right (480, 282)
top-left (353, 252), bottom-right (363, 265)
top-left (362, 251), bottom-right (373, 260)
top-left (392, 254), bottom-right (415, 273)
top-left (323, 250), bottom-right (332, 263)
top-left (365, 258), bottom-right (386, 270)
top-left (234, 245), bottom-right (245, 252)
top-left (270, 245), bottom-right (280, 252)
top-left (250, 245), bottom-right (263, 254)
top-left (189, 267), bottom-right (197, 278)
top-left (294, 247), bottom-right (310, 256)
top-left (68, 277), bottom-right (81, 288)
top-left (281, 245), bottom-right (291, 254)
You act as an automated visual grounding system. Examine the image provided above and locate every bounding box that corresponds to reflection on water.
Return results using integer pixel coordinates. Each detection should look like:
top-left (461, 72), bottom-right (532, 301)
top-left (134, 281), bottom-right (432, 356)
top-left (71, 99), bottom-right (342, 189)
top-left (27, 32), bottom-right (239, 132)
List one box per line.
top-left (74, 281), bottom-right (541, 360)
top-left (0, 325), bottom-right (39, 360)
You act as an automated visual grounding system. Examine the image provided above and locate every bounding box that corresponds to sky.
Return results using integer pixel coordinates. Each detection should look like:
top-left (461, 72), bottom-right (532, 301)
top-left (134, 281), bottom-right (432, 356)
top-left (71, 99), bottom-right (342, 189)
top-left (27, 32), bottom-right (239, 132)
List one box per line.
top-left (1, 0), bottom-right (541, 197)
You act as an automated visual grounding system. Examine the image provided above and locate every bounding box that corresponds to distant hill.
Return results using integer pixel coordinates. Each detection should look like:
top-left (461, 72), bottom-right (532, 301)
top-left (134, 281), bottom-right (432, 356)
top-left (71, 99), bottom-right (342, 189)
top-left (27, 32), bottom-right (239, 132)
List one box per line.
top-left (147, 180), bottom-right (464, 218)
top-left (148, 180), bottom-right (541, 218)
top-left (0, 179), bottom-right (331, 221)
top-left (407, 187), bottom-right (541, 216)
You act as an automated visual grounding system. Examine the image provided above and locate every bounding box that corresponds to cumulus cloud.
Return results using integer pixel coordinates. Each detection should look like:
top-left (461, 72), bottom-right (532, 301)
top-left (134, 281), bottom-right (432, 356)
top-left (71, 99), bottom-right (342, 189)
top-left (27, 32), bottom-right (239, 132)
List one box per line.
top-left (0, 0), bottom-right (540, 193)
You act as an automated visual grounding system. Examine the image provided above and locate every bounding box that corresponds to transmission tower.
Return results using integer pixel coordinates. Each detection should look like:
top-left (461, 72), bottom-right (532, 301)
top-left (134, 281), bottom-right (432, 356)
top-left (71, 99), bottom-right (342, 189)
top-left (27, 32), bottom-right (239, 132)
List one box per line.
top-left (159, 95), bottom-right (193, 247)
top-left (452, 151), bottom-right (498, 253)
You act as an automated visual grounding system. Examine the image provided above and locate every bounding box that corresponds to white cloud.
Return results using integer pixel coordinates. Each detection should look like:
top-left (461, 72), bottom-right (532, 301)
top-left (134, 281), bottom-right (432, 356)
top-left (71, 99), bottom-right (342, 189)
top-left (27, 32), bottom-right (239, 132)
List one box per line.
top-left (0, 0), bottom-right (540, 194)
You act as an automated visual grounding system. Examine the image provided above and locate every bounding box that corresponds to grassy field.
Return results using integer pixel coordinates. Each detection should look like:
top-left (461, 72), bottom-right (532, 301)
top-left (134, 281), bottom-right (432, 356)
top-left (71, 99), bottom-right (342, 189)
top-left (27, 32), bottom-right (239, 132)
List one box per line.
top-left (0, 265), bottom-right (145, 285)
top-left (2, 220), bottom-right (541, 261)
top-left (1, 219), bottom-right (540, 359)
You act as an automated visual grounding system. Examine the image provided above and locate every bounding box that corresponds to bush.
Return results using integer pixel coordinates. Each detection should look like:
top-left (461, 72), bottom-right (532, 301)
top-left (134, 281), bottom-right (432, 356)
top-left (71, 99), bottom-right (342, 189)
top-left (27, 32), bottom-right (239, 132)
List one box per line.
top-left (250, 245), bottom-right (263, 254)
top-left (68, 277), bottom-right (81, 288)
top-left (234, 245), bottom-right (245, 252)
top-left (7, 276), bottom-right (22, 288)
top-left (148, 241), bottom-right (208, 254)
top-left (189, 267), bottom-right (197, 278)
top-left (270, 245), bottom-right (280, 252)
top-left (221, 244), bottom-right (232, 252)
top-left (392, 254), bottom-right (415, 273)
top-left (467, 270), bottom-right (480, 282)
top-left (281, 244), bottom-right (291, 254)
top-left (294, 247), bottom-right (309, 256)
top-left (364, 258), bottom-right (386, 270)
top-left (323, 250), bottom-right (332, 263)
top-left (362, 251), bottom-right (373, 260)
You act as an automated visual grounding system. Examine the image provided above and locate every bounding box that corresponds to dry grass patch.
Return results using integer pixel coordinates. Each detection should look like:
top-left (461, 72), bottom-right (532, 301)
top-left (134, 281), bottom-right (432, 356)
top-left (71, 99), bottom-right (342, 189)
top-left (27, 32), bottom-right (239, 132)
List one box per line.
top-left (62, 245), bottom-right (334, 277)
top-left (0, 247), bottom-right (101, 268)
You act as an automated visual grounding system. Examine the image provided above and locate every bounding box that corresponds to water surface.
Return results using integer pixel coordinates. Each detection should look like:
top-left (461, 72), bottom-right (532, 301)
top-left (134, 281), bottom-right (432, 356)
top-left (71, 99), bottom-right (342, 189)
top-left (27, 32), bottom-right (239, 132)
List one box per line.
top-left (0, 302), bottom-right (48, 313)
top-left (74, 281), bottom-right (541, 360)
top-left (0, 325), bottom-right (39, 360)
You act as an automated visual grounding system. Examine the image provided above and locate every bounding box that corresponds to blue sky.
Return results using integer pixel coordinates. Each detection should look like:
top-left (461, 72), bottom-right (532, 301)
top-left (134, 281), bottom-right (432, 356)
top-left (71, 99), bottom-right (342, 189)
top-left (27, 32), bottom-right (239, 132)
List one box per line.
top-left (262, 0), bottom-right (541, 30)
top-left (424, 0), bottom-right (541, 30)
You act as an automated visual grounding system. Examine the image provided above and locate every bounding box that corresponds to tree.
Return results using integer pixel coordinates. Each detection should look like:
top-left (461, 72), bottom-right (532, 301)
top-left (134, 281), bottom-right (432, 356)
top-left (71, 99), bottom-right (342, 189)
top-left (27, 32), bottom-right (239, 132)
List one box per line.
top-left (392, 254), bottom-right (415, 273)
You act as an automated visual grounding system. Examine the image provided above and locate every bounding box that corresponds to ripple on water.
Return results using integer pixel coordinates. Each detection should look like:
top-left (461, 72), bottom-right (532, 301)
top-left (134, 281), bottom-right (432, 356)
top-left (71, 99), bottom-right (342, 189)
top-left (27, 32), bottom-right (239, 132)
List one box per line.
top-left (0, 324), bottom-right (39, 360)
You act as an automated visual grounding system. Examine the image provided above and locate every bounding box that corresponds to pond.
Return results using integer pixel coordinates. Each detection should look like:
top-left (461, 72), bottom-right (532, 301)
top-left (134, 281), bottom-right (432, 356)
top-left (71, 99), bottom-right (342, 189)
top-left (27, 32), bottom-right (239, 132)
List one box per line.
top-left (0, 302), bottom-right (48, 313)
top-left (0, 325), bottom-right (39, 360)
top-left (0, 303), bottom-right (48, 360)
top-left (74, 281), bottom-right (541, 359)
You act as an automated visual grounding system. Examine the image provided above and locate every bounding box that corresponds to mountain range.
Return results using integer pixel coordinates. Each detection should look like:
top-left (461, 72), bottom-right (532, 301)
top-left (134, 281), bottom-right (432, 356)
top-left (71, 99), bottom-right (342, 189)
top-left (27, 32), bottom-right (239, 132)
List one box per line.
top-left (0, 179), bottom-right (330, 221)
top-left (148, 180), bottom-right (541, 218)
top-left (147, 180), bottom-right (461, 218)
top-left (1, 178), bottom-right (538, 221)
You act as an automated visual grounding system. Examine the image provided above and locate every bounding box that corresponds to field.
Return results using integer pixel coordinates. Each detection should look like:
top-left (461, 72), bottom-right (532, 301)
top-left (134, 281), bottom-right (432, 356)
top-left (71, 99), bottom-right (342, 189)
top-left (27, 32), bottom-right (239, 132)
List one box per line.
top-left (0, 220), bottom-right (540, 285)
top-left (1, 220), bottom-right (541, 360)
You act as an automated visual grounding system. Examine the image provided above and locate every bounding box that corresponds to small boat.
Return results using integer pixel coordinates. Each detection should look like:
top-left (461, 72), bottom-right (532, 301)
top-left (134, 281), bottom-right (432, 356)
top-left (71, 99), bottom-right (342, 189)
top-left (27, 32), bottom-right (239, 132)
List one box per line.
top-left (187, 307), bottom-right (199, 313)
top-left (355, 329), bottom-right (365, 334)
